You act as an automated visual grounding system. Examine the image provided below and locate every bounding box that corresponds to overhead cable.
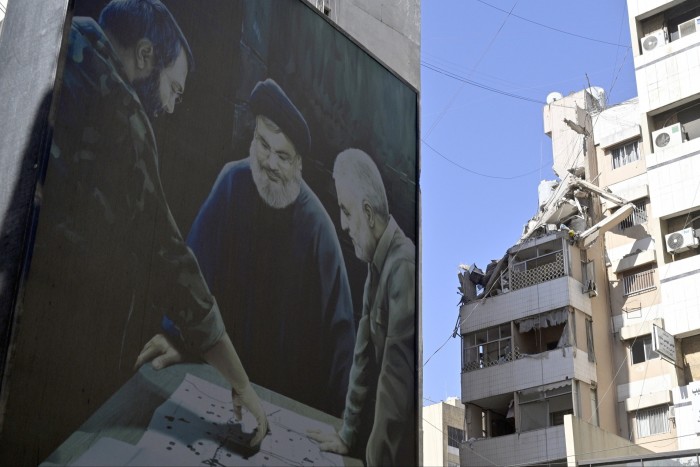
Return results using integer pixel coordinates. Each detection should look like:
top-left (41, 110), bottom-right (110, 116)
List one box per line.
top-left (422, 138), bottom-right (549, 181)
top-left (475, 0), bottom-right (631, 48)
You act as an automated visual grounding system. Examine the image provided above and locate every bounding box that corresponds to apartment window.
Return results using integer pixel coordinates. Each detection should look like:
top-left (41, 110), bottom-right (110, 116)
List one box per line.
top-left (462, 323), bottom-right (512, 371)
top-left (447, 426), bottom-right (464, 448)
top-left (550, 409), bottom-right (573, 426)
top-left (631, 335), bottom-right (659, 364)
top-left (623, 265), bottom-right (656, 296)
top-left (585, 318), bottom-right (595, 362)
top-left (667, 5), bottom-right (700, 42)
top-left (619, 199), bottom-right (648, 230)
top-left (611, 140), bottom-right (640, 169)
top-left (636, 405), bottom-right (670, 438)
top-left (581, 249), bottom-right (596, 294)
top-left (591, 388), bottom-right (599, 427)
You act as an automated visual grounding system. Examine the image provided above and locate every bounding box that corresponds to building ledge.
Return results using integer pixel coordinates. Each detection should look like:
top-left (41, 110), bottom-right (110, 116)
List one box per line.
top-left (613, 249), bottom-right (656, 274)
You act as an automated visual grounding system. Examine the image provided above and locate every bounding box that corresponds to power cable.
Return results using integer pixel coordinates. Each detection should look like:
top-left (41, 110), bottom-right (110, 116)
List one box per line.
top-left (426, 0), bottom-right (520, 137)
top-left (422, 138), bottom-right (549, 181)
top-left (422, 61), bottom-right (546, 105)
top-left (475, 0), bottom-right (631, 49)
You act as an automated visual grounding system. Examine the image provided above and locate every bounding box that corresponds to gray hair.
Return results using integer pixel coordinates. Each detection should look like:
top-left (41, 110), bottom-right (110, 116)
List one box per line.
top-left (333, 149), bottom-right (389, 224)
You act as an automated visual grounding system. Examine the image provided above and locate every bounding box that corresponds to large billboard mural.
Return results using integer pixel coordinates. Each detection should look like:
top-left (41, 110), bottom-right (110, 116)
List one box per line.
top-left (0, 1), bottom-right (418, 465)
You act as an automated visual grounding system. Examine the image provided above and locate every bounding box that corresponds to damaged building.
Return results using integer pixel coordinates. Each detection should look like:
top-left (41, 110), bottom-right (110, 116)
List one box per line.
top-left (457, 1), bottom-right (700, 465)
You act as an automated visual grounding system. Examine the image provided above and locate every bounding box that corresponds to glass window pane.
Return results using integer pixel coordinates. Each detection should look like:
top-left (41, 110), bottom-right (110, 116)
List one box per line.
top-left (485, 342), bottom-right (499, 364)
top-left (631, 339), bottom-right (645, 364)
top-left (644, 337), bottom-right (659, 360)
top-left (501, 323), bottom-right (511, 337)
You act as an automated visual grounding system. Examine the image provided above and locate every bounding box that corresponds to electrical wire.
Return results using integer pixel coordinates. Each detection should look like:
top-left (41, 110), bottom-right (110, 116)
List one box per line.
top-left (422, 138), bottom-right (549, 181)
top-left (422, 60), bottom-right (547, 105)
top-left (425, 0), bottom-right (520, 138)
top-left (475, 0), bottom-right (631, 49)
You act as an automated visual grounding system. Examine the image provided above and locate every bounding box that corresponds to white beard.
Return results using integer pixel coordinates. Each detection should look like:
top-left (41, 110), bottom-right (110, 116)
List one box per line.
top-left (250, 154), bottom-right (302, 209)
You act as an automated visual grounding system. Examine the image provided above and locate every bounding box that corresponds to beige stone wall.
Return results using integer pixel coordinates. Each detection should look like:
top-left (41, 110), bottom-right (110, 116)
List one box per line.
top-left (682, 335), bottom-right (700, 381)
top-left (565, 414), bottom-right (654, 466)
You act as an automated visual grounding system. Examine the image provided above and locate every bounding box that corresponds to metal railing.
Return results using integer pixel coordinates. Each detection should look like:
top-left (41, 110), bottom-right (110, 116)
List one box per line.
top-left (623, 268), bottom-right (656, 296)
top-left (619, 203), bottom-right (648, 230)
top-left (462, 347), bottom-right (523, 372)
top-left (510, 251), bottom-right (566, 290)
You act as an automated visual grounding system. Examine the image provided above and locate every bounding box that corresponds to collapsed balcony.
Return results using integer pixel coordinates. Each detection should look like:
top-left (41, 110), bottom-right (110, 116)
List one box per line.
top-left (465, 382), bottom-right (574, 442)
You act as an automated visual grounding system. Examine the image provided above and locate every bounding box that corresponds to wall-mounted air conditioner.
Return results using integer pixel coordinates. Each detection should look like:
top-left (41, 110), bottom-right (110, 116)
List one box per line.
top-left (665, 228), bottom-right (699, 254)
top-left (678, 17), bottom-right (700, 39)
top-left (652, 122), bottom-right (685, 152)
top-left (641, 29), bottom-right (667, 54)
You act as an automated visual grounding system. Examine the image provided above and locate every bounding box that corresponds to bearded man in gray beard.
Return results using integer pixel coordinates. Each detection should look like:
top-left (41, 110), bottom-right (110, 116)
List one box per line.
top-left (150, 79), bottom-right (356, 418)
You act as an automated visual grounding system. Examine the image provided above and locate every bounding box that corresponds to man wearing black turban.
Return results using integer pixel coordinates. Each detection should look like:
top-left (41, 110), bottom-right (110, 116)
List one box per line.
top-left (152, 79), bottom-right (356, 418)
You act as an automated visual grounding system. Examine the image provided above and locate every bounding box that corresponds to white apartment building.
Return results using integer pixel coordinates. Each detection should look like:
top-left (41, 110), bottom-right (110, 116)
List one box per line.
top-left (423, 397), bottom-right (465, 467)
top-left (458, 0), bottom-right (700, 465)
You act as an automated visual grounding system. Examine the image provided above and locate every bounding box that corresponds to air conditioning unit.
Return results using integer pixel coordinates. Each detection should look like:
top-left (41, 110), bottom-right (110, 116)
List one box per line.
top-left (652, 122), bottom-right (685, 152)
top-left (641, 29), bottom-right (667, 54)
top-left (665, 228), bottom-right (699, 254)
top-left (678, 17), bottom-right (700, 39)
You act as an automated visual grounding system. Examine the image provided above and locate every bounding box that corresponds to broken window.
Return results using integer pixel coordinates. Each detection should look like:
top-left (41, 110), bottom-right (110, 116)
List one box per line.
top-left (581, 249), bottom-right (596, 295)
top-left (631, 335), bottom-right (659, 364)
top-left (586, 318), bottom-right (595, 362)
top-left (519, 383), bottom-right (573, 432)
top-left (462, 323), bottom-right (512, 372)
top-left (515, 308), bottom-right (571, 355)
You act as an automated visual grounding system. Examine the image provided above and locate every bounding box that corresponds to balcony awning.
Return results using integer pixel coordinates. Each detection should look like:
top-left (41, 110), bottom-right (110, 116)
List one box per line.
top-left (517, 308), bottom-right (568, 333)
top-left (520, 380), bottom-right (573, 403)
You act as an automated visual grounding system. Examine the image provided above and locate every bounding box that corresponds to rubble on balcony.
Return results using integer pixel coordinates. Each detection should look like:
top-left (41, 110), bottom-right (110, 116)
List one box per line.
top-left (457, 173), bottom-right (635, 304)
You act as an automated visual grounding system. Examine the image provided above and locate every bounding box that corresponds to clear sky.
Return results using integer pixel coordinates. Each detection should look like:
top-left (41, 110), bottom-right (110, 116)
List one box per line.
top-left (421, 1), bottom-right (639, 405)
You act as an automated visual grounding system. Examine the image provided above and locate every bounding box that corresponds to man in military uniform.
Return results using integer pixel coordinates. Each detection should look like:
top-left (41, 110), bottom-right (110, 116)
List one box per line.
top-left (309, 148), bottom-right (416, 465)
top-left (0, 1), bottom-right (265, 463)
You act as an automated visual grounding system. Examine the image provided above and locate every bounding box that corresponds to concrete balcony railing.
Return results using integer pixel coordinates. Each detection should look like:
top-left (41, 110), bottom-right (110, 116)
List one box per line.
top-left (462, 346), bottom-right (596, 402)
top-left (634, 29), bottom-right (700, 113)
top-left (657, 255), bottom-right (700, 337)
top-left (460, 275), bottom-right (593, 333)
top-left (460, 424), bottom-right (566, 467)
top-left (646, 138), bottom-right (700, 219)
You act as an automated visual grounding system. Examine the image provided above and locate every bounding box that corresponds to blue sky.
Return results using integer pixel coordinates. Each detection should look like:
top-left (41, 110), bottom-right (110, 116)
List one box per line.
top-left (420, 0), bottom-right (639, 405)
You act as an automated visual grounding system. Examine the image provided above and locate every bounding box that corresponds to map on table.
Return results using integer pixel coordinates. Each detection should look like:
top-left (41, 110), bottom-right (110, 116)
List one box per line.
top-left (71, 374), bottom-right (344, 466)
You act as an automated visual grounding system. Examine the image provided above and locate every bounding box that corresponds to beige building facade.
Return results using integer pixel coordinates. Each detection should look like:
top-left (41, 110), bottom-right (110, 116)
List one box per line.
top-left (423, 397), bottom-right (465, 467)
top-left (458, 0), bottom-right (700, 465)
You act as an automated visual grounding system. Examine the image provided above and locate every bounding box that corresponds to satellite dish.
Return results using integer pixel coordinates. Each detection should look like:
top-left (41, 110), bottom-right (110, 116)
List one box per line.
top-left (546, 92), bottom-right (563, 104)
